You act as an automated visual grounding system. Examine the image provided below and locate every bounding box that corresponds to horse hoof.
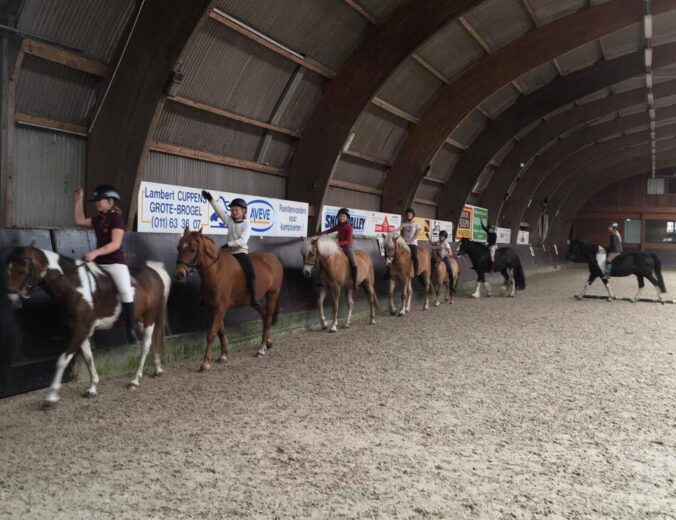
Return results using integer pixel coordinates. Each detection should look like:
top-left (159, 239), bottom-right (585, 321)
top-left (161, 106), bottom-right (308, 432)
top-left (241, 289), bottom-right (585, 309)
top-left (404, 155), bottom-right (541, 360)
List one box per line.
top-left (216, 356), bottom-right (228, 364)
top-left (434, 302), bottom-right (440, 307)
top-left (321, 323), bottom-right (328, 330)
top-left (344, 323), bottom-right (351, 329)
top-left (198, 363), bottom-right (210, 372)
top-left (470, 294), bottom-right (479, 299)
top-left (329, 326), bottom-right (338, 333)
top-left (126, 382), bottom-right (139, 390)
top-left (397, 312), bottom-right (405, 317)
top-left (574, 295), bottom-right (582, 300)
top-left (369, 319), bottom-right (376, 325)
top-left (152, 368), bottom-right (164, 377)
top-left (256, 349), bottom-right (266, 357)
top-left (41, 399), bottom-right (58, 410)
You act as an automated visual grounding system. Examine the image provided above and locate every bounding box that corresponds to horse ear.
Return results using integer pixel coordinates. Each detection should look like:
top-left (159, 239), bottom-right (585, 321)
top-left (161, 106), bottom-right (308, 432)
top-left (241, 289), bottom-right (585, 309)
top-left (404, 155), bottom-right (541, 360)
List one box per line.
top-left (197, 227), bottom-right (203, 235)
top-left (183, 226), bottom-right (190, 236)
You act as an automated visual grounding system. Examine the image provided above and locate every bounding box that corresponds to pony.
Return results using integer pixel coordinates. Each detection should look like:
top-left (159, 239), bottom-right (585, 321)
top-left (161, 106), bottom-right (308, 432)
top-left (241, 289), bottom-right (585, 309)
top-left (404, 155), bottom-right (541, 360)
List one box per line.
top-left (174, 227), bottom-right (283, 367)
top-left (456, 238), bottom-right (526, 298)
top-left (382, 233), bottom-right (431, 315)
top-left (301, 236), bottom-right (378, 332)
top-left (4, 244), bottom-right (170, 407)
top-left (430, 246), bottom-right (460, 306)
top-left (566, 239), bottom-right (666, 302)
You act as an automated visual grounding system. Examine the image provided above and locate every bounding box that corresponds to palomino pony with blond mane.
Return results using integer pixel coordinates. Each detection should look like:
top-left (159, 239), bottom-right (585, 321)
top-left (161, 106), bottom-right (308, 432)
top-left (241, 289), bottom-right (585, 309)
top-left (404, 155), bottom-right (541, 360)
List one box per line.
top-left (382, 233), bottom-right (431, 315)
top-left (430, 246), bottom-right (460, 306)
top-left (301, 235), bottom-right (378, 332)
top-left (174, 227), bottom-right (283, 366)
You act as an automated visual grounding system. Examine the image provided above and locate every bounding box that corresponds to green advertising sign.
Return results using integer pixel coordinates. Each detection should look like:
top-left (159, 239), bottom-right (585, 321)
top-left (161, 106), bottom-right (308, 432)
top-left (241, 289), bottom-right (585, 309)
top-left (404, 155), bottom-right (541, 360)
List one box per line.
top-left (472, 205), bottom-right (489, 242)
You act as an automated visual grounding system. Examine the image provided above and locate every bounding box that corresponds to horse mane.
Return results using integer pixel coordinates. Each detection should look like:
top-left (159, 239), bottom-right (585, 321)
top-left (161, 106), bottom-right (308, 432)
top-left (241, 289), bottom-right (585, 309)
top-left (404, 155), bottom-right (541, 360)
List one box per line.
top-left (316, 235), bottom-right (341, 257)
top-left (198, 233), bottom-right (220, 259)
top-left (384, 233), bottom-right (410, 253)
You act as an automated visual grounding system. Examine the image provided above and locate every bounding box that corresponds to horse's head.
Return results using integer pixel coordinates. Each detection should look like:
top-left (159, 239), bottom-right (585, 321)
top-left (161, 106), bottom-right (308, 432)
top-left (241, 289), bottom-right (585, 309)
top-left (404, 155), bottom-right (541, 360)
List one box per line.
top-left (300, 237), bottom-right (319, 278)
top-left (382, 233), bottom-right (401, 266)
top-left (456, 238), bottom-right (469, 256)
top-left (174, 227), bottom-right (219, 281)
top-left (5, 244), bottom-right (45, 308)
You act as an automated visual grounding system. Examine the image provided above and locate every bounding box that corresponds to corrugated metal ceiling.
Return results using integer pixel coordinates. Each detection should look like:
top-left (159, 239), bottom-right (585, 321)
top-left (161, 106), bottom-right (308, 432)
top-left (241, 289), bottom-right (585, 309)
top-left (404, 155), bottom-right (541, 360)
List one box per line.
top-left (448, 110), bottom-right (487, 147)
top-left (332, 156), bottom-right (387, 189)
top-left (513, 62), bottom-right (558, 94)
top-left (430, 145), bottom-right (461, 182)
top-left (349, 105), bottom-right (410, 162)
top-left (527, 0), bottom-right (585, 26)
top-left (463, 0), bottom-right (532, 52)
top-left (557, 40), bottom-right (602, 75)
top-left (356, 0), bottom-right (407, 20)
top-left (479, 83), bottom-right (520, 119)
top-left (600, 23), bottom-right (641, 60)
top-left (376, 57), bottom-right (445, 117)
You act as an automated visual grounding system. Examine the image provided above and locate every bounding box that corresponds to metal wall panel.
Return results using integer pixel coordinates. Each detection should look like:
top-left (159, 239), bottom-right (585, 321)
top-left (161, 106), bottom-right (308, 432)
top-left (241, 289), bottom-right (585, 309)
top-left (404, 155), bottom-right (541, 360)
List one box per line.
top-left (13, 126), bottom-right (85, 227)
top-left (654, 8), bottom-right (676, 46)
top-left (155, 101), bottom-right (264, 162)
top-left (275, 71), bottom-right (325, 131)
top-left (17, 0), bottom-right (135, 62)
top-left (448, 110), bottom-right (487, 146)
top-left (350, 104), bottom-right (410, 162)
top-left (430, 145), bottom-right (461, 181)
top-left (463, 0), bottom-right (532, 52)
top-left (357, 0), bottom-right (406, 19)
top-left (144, 151), bottom-right (286, 199)
top-left (262, 133), bottom-right (294, 168)
top-left (178, 19), bottom-right (297, 122)
top-left (557, 41), bottom-right (602, 75)
top-left (376, 57), bottom-right (444, 117)
top-left (528, 0), bottom-right (585, 25)
top-left (411, 203), bottom-right (436, 219)
top-left (414, 183), bottom-right (439, 201)
top-left (416, 20), bottom-right (485, 81)
top-left (600, 24), bottom-right (641, 60)
top-left (216, 0), bottom-right (367, 71)
top-left (513, 62), bottom-right (558, 94)
top-left (480, 83), bottom-right (520, 119)
top-left (16, 56), bottom-right (97, 123)
top-left (324, 186), bottom-right (380, 211)
top-left (332, 156), bottom-right (387, 188)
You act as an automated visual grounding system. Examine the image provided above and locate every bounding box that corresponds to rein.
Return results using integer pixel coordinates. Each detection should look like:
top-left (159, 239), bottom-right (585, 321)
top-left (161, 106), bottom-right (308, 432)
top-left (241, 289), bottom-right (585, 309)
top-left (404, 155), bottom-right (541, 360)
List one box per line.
top-left (176, 238), bottom-right (220, 275)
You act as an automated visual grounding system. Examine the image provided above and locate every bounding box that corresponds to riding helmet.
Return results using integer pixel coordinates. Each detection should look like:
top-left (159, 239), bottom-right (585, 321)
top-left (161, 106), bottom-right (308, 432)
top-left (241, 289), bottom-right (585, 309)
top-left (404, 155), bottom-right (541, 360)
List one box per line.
top-left (337, 207), bottom-right (350, 217)
top-left (229, 198), bottom-right (248, 210)
top-left (89, 184), bottom-right (121, 201)
top-left (439, 230), bottom-right (448, 238)
top-left (404, 207), bottom-right (415, 216)
top-left (610, 222), bottom-right (619, 229)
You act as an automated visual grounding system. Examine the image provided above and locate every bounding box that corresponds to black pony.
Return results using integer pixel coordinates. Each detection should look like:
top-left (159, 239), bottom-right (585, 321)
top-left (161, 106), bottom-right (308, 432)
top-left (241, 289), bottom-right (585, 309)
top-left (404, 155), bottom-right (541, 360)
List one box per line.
top-left (457, 238), bottom-right (526, 298)
top-left (566, 239), bottom-right (666, 302)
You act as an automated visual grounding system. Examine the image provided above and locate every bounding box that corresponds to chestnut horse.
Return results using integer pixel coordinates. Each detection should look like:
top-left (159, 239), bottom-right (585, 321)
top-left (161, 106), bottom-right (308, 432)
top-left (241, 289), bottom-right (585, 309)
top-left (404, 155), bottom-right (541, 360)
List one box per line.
top-left (430, 247), bottom-right (460, 306)
top-left (5, 245), bottom-right (171, 407)
top-left (382, 233), bottom-right (431, 315)
top-left (301, 236), bottom-right (378, 332)
top-left (174, 228), bottom-right (283, 367)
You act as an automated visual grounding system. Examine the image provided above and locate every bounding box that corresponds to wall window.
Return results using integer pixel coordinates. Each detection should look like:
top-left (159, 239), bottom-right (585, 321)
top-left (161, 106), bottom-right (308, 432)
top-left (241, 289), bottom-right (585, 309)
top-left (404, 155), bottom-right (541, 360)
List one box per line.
top-left (645, 220), bottom-right (676, 243)
top-left (668, 178), bottom-right (676, 194)
top-left (624, 219), bottom-right (641, 244)
top-left (647, 178), bottom-right (665, 195)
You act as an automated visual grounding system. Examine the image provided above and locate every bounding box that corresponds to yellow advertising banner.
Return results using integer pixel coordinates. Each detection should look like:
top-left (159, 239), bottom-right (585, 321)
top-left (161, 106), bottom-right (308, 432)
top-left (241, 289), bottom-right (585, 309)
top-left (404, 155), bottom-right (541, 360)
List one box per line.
top-left (456, 206), bottom-right (474, 240)
top-left (413, 217), bottom-right (431, 241)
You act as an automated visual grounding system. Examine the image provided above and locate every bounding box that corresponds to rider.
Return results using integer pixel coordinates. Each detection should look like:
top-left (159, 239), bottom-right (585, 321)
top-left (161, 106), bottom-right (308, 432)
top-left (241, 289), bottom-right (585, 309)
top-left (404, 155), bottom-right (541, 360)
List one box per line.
top-left (435, 230), bottom-right (454, 280)
top-left (482, 220), bottom-right (498, 263)
top-left (319, 207), bottom-right (359, 289)
top-left (397, 208), bottom-right (422, 282)
top-left (74, 185), bottom-right (138, 343)
top-left (605, 222), bottom-right (623, 278)
top-left (201, 190), bottom-right (263, 310)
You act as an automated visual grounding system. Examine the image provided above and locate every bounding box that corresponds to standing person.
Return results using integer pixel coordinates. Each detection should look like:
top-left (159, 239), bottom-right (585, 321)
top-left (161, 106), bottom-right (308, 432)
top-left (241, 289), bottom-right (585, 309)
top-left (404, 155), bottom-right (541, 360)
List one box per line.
top-left (482, 220), bottom-right (498, 263)
top-left (395, 208), bottom-right (422, 282)
top-left (201, 190), bottom-right (263, 310)
top-left (74, 185), bottom-right (137, 343)
top-left (605, 222), bottom-right (623, 278)
top-left (320, 208), bottom-right (358, 289)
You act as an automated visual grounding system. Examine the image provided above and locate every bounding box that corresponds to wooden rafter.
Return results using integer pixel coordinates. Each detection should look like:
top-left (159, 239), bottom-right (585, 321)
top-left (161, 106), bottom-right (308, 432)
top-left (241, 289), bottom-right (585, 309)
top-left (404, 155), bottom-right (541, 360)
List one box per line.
top-left (411, 53), bottom-right (449, 84)
top-left (330, 179), bottom-right (382, 195)
top-left (371, 97), bottom-right (420, 124)
top-left (341, 148), bottom-right (391, 168)
top-left (343, 0), bottom-right (378, 25)
top-left (15, 112), bottom-right (88, 136)
top-left (22, 39), bottom-right (109, 77)
top-left (458, 16), bottom-right (492, 54)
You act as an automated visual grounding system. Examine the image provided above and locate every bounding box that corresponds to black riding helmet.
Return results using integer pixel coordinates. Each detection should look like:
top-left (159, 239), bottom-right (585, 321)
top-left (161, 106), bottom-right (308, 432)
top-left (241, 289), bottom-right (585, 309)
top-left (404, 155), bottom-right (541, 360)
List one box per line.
top-left (404, 207), bottom-right (415, 217)
top-left (337, 207), bottom-right (350, 217)
top-left (439, 230), bottom-right (449, 239)
top-left (229, 198), bottom-right (248, 210)
top-left (89, 184), bottom-right (121, 201)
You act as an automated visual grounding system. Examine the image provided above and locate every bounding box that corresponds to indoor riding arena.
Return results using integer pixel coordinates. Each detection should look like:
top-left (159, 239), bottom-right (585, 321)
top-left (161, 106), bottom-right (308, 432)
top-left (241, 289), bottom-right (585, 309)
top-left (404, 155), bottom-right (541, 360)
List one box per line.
top-left (1, 1), bottom-right (675, 519)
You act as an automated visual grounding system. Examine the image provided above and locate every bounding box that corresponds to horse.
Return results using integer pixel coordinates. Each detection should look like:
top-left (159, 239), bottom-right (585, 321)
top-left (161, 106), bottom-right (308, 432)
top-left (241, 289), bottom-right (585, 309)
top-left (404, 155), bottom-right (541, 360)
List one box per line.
top-left (301, 236), bottom-right (378, 332)
top-left (174, 227), bottom-right (283, 367)
top-left (566, 239), bottom-right (666, 302)
top-left (4, 244), bottom-right (171, 407)
top-left (430, 246), bottom-right (460, 306)
top-left (456, 238), bottom-right (526, 298)
top-left (382, 233), bottom-right (431, 315)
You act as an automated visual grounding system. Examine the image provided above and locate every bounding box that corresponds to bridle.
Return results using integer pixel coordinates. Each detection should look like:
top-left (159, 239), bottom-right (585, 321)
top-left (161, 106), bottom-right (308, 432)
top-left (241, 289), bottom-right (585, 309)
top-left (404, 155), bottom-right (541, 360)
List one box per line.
top-left (176, 236), bottom-right (219, 275)
top-left (6, 254), bottom-right (42, 298)
top-left (303, 242), bottom-right (319, 271)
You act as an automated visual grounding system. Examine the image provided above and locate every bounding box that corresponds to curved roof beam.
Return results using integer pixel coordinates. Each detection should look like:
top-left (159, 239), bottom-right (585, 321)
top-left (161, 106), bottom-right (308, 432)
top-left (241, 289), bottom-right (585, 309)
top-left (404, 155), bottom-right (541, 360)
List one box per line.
top-left (381, 0), bottom-right (676, 218)
top-left (86, 0), bottom-right (214, 221)
top-left (285, 0), bottom-right (484, 227)
top-left (480, 78), bottom-right (676, 219)
top-left (431, 36), bottom-right (676, 224)
top-left (506, 105), bottom-right (676, 231)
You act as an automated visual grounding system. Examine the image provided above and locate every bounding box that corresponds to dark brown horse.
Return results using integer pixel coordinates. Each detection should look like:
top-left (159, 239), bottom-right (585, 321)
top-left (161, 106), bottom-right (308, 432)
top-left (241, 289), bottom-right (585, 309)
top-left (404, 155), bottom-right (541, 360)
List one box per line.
top-left (5, 245), bottom-right (171, 407)
top-left (174, 228), bottom-right (283, 368)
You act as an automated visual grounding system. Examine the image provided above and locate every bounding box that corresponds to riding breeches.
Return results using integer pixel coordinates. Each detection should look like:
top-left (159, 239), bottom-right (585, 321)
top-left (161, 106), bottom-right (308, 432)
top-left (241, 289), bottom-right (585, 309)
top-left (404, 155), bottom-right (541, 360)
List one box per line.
top-left (606, 252), bottom-right (620, 264)
top-left (98, 263), bottom-right (135, 303)
top-left (488, 245), bottom-right (497, 263)
top-left (233, 253), bottom-right (257, 298)
top-left (341, 245), bottom-right (358, 268)
top-left (442, 257), bottom-right (453, 279)
top-left (409, 244), bottom-right (419, 274)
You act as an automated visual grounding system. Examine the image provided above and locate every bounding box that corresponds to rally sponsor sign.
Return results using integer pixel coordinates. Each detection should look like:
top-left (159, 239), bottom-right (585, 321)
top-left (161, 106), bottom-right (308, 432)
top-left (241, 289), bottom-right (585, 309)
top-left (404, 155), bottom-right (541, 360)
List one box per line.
top-left (412, 217), bottom-right (453, 242)
top-left (496, 226), bottom-right (511, 244)
top-left (517, 230), bottom-right (530, 245)
top-left (471, 205), bottom-right (489, 242)
top-left (456, 204), bottom-right (488, 241)
top-left (138, 181), bottom-right (308, 237)
top-left (320, 205), bottom-right (400, 237)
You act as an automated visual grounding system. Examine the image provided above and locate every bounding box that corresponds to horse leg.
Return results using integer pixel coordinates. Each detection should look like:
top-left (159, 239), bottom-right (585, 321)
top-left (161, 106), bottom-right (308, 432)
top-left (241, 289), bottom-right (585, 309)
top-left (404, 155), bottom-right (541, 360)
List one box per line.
top-left (366, 282), bottom-right (377, 325)
top-left (344, 287), bottom-right (354, 328)
top-left (216, 324), bottom-right (229, 362)
top-left (200, 306), bottom-right (226, 371)
top-left (128, 323), bottom-right (155, 388)
top-left (80, 338), bottom-right (100, 398)
top-left (398, 279), bottom-right (408, 316)
top-left (483, 278), bottom-right (492, 297)
top-left (575, 275), bottom-right (594, 300)
top-left (633, 275), bottom-right (645, 302)
top-left (434, 280), bottom-right (440, 306)
top-left (257, 294), bottom-right (277, 357)
top-left (389, 278), bottom-right (397, 315)
top-left (330, 286), bottom-right (340, 332)
top-left (645, 273), bottom-right (664, 302)
top-left (42, 336), bottom-right (82, 407)
top-left (601, 277), bottom-right (615, 301)
top-left (471, 275), bottom-right (481, 298)
top-left (318, 285), bottom-right (328, 329)
top-left (405, 279), bottom-right (413, 313)
top-left (422, 274), bottom-right (430, 311)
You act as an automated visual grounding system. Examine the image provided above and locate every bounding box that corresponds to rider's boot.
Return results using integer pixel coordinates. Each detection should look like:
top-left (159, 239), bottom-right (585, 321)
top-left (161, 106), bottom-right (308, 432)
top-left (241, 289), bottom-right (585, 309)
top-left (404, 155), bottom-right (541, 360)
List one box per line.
top-left (248, 278), bottom-right (264, 311)
top-left (121, 302), bottom-right (139, 343)
top-left (350, 264), bottom-right (359, 290)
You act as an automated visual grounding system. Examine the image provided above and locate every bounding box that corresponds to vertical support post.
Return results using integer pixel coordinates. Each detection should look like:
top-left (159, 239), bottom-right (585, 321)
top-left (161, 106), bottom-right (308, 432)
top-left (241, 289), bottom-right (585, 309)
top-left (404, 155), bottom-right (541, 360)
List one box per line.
top-left (640, 211), bottom-right (646, 252)
top-left (1, 33), bottom-right (20, 227)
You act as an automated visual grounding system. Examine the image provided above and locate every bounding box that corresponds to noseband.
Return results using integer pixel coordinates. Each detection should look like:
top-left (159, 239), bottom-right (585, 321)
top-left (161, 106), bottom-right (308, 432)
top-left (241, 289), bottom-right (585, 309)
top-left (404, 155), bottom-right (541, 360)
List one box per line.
top-left (7, 255), bottom-right (41, 297)
top-left (176, 237), bottom-right (219, 275)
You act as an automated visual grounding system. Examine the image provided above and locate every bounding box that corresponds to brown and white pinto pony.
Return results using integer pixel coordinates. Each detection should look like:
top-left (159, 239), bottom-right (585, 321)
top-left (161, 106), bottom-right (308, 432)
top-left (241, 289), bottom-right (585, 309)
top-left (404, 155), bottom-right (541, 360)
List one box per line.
top-left (5, 245), bottom-right (171, 407)
top-left (430, 247), bottom-right (460, 306)
top-left (301, 236), bottom-right (378, 332)
top-left (382, 233), bottom-right (431, 315)
top-left (174, 228), bottom-right (283, 367)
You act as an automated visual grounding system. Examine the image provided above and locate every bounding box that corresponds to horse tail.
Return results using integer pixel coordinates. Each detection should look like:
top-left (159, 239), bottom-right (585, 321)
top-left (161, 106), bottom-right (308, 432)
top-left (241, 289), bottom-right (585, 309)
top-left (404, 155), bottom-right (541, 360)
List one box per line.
top-left (511, 252), bottom-right (527, 291)
top-left (146, 261), bottom-right (172, 353)
top-left (651, 253), bottom-right (667, 293)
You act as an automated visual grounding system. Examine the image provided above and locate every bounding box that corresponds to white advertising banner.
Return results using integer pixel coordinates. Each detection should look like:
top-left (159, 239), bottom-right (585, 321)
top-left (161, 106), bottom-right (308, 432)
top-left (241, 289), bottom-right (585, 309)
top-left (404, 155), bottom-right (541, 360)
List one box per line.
top-left (516, 230), bottom-right (530, 245)
top-left (320, 205), bottom-right (401, 237)
top-left (137, 181), bottom-right (308, 237)
top-left (496, 226), bottom-right (511, 244)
